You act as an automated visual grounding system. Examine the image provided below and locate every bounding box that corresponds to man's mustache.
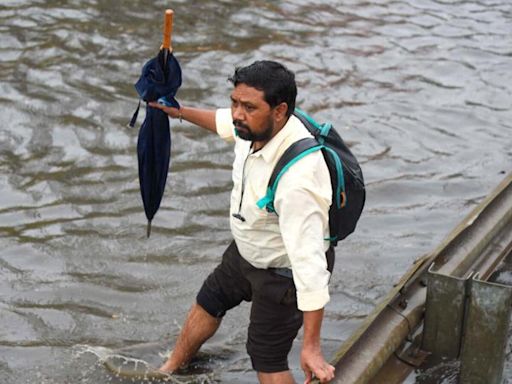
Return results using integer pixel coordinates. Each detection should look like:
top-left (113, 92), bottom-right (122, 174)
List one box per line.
top-left (233, 120), bottom-right (250, 131)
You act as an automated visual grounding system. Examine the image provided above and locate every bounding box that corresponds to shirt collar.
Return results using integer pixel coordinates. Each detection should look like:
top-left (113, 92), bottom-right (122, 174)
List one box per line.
top-left (252, 115), bottom-right (301, 163)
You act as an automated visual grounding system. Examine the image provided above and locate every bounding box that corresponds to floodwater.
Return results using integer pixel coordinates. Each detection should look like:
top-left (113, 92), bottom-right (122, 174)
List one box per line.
top-left (0, 0), bottom-right (510, 383)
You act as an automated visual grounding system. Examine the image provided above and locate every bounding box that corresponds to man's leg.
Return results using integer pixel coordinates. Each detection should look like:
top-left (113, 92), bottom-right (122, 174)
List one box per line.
top-left (257, 371), bottom-right (296, 384)
top-left (159, 303), bottom-right (221, 372)
top-left (160, 241), bottom-right (251, 372)
top-left (244, 267), bottom-right (303, 384)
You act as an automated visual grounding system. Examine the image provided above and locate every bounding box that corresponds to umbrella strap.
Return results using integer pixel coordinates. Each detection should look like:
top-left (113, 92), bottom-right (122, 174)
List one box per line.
top-left (128, 100), bottom-right (141, 128)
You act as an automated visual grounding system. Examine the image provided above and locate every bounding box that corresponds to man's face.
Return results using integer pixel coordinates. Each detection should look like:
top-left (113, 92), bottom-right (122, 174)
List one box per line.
top-left (230, 84), bottom-right (275, 142)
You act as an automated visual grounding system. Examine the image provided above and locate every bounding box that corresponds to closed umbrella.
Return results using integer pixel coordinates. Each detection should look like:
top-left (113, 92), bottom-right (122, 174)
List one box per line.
top-left (131, 9), bottom-right (182, 237)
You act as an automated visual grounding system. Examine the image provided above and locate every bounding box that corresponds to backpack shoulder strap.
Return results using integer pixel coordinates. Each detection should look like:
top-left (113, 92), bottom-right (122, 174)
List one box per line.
top-left (268, 137), bottom-right (320, 188)
top-left (257, 137), bottom-right (322, 213)
top-left (293, 108), bottom-right (333, 139)
top-left (294, 108), bottom-right (346, 209)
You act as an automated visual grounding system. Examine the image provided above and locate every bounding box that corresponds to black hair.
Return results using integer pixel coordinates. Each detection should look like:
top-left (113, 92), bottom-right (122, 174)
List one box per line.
top-left (228, 60), bottom-right (297, 117)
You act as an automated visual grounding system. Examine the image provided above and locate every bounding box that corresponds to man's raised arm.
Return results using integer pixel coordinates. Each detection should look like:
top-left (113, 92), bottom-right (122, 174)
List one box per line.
top-left (148, 102), bottom-right (217, 133)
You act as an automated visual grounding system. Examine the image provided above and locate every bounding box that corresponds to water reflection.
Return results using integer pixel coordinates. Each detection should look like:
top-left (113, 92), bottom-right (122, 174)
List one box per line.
top-left (0, 0), bottom-right (511, 383)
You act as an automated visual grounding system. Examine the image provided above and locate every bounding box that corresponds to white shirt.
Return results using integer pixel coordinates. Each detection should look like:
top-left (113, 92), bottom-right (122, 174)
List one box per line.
top-left (216, 108), bottom-right (333, 311)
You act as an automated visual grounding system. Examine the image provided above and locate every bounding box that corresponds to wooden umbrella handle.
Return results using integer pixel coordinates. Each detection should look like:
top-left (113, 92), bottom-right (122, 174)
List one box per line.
top-left (162, 9), bottom-right (173, 50)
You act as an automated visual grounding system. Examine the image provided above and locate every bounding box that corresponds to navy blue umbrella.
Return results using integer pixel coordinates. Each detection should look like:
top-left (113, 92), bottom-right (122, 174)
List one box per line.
top-left (131, 10), bottom-right (182, 237)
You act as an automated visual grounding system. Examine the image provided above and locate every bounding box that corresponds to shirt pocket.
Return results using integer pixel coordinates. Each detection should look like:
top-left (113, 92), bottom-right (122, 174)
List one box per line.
top-left (239, 169), bottom-right (272, 229)
top-left (241, 204), bottom-right (269, 229)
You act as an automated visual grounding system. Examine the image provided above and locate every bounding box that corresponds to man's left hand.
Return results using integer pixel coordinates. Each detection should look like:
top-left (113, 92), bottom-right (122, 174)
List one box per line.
top-left (301, 345), bottom-right (335, 383)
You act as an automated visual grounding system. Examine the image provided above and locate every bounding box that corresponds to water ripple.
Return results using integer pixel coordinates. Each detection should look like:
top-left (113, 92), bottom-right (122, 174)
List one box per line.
top-left (0, 0), bottom-right (511, 382)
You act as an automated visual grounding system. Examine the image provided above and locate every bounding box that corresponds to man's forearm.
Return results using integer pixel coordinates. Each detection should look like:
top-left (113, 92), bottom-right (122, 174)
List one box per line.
top-left (301, 308), bottom-right (335, 383)
top-left (179, 106), bottom-right (217, 133)
top-left (148, 102), bottom-right (217, 133)
top-left (303, 308), bottom-right (324, 350)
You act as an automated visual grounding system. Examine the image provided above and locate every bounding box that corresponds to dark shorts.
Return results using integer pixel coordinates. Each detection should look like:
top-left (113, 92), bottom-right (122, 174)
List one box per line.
top-left (196, 241), bottom-right (334, 373)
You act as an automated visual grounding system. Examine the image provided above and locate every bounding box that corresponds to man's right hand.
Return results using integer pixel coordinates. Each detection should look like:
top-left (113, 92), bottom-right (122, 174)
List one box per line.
top-left (148, 101), bottom-right (180, 119)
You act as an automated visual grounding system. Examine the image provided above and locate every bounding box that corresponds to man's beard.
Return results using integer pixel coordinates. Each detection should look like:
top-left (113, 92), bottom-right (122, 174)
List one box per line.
top-left (234, 118), bottom-right (274, 142)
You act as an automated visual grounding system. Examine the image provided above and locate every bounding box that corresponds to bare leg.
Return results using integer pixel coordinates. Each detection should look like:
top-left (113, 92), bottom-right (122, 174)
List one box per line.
top-left (257, 371), bottom-right (296, 384)
top-left (159, 303), bottom-right (221, 372)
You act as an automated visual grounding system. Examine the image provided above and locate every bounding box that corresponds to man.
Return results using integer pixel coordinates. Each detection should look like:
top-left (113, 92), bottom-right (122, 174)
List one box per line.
top-left (149, 60), bottom-right (335, 384)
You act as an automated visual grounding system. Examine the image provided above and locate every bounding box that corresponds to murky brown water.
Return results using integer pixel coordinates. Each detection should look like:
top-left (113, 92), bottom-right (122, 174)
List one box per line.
top-left (0, 1), bottom-right (511, 383)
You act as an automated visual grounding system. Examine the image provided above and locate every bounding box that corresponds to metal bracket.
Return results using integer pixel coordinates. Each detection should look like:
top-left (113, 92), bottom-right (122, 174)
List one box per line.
top-left (422, 264), bottom-right (473, 359)
top-left (459, 275), bottom-right (512, 384)
top-left (422, 265), bottom-right (512, 384)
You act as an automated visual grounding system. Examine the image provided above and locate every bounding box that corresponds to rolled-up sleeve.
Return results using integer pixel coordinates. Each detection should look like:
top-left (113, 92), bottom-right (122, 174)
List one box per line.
top-left (274, 151), bottom-right (332, 311)
top-left (215, 108), bottom-right (235, 142)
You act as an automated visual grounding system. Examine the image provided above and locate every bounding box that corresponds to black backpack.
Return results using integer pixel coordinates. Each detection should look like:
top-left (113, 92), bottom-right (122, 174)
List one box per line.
top-left (256, 108), bottom-right (365, 246)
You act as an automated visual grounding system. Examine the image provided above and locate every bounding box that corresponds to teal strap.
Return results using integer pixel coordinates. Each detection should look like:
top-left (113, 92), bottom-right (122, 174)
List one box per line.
top-left (259, 145), bottom-right (346, 211)
top-left (260, 108), bottom-right (341, 214)
top-left (257, 145), bottom-right (323, 212)
top-left (256, 188), bottom-right (275, 212)
top-left (273, 145), bottom-right (323, 189)
top-left (322, 146), bottom-right (345, 209)
top-left (295, 107), bottom-right (322, 131)
top-left (295, 107), bottom-right (332, 138)
top-left (320, 122), bottom-right (332, 137)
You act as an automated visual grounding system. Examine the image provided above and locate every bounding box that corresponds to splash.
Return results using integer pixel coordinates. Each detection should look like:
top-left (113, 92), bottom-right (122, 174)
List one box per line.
top-left (72, 345), bottom-right (216, 384)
